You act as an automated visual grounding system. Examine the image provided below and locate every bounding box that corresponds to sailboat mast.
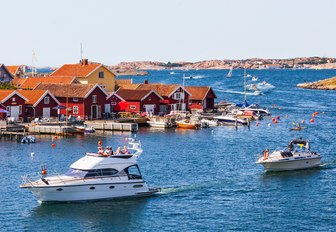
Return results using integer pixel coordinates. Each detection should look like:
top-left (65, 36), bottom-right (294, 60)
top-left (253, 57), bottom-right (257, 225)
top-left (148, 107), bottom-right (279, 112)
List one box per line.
top-left (244, 67), bottom-right (247, 102)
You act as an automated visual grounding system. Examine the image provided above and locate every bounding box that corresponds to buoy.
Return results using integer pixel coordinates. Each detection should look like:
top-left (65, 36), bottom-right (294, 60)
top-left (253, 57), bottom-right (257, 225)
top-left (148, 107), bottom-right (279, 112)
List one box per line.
top-left (322, 112), bottom-right (325, 115)
top-left (272, 117), bottom-right (275, 121)
top-left (310, 119), bottom-right (314, 123)
top-left (286, 115), bottom-right (288, 118)
top-left (30, 152), bottom-right (35, 157)
top-left (273, 120), bottom-right (278, 124)
top-left (268, 123), bottom-right (271, 127)
top-left (279, 108), bottom-right (282, 110)
top-left (301, 120), bottom-right (305, 124)
top-left (51, 143), bottom-right (56, 148)
top-left (54, 136), bottom-right (58, 140)
top-left (276, 116), bottom-right (280, 120)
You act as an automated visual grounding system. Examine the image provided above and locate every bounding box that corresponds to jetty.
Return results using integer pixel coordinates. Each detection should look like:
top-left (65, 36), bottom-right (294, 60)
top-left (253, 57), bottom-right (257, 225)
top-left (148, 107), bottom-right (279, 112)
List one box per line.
top-left (85, 121), bottom-right (138, 132)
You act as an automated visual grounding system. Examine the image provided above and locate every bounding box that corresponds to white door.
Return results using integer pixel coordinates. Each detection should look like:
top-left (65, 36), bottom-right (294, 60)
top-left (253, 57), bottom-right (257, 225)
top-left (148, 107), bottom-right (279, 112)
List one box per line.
top-left (104, 104), bottom-right (111, 113)
top-left (43, 107), bottom-right (50, 118)
top-left (144, 104), bottom-right (155, 113)
top-left (181, 103), bottom-right (186, 111)
top-left (10, 106), bottom-right (20, 118)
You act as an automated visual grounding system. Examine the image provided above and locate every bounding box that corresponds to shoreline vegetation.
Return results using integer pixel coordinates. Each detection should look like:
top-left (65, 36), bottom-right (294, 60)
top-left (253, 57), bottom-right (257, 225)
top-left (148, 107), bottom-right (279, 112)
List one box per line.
top-left (297, 76), bottom-right (336, 90)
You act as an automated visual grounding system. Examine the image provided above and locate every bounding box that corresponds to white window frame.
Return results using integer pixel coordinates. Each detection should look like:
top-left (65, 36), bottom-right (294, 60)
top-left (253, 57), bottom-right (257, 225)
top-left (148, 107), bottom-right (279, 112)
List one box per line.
top-left (73, 106), bottom-right (79, 114)
top-left (6, 106), bottom-right (10, 113)
top-left (174, 92), bottom-right (184, 100)
top-left (73, 97), bottom-right (78, 102)
top-left (111, 102), bottom-right (117, 106)
top-left (44, 96), bottom-right (50, 104)
top-left (92, 95), bottom-right (97, 103)
top-left (12, 97), bottom-right (16, 102)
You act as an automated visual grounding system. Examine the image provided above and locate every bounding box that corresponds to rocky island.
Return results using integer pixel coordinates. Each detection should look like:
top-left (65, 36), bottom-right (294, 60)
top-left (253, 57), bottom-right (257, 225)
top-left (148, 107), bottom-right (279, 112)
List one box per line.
top-left (297, 76), bottom-right (336, 90)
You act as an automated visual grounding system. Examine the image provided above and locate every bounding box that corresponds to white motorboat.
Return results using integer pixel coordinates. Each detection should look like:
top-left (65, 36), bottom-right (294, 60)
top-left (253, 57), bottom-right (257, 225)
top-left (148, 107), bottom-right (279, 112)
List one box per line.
top-left (147, 117), bottom-right (174, 128)
top-left (201, 119), bottom-right (218, 127)
top-left (248, 81), bottom-right (275, 91)
top-left (256, 139), bottom-right (321, 171)
top-left (252, 76), bottom-right (258, 81)
top-left (20, 139), bottom-right (160, 202)
top-left (241, 104), bottom-right (270, 116)
top-left (213, 114), bottom-right (248, 126)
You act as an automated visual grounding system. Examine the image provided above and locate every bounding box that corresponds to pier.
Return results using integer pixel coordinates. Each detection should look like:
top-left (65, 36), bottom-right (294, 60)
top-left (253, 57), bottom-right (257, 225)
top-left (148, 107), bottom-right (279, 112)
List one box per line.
top-left (0, 129), bottom-right (28, 142)
top-left (85, 122), bottom-right (138, 132)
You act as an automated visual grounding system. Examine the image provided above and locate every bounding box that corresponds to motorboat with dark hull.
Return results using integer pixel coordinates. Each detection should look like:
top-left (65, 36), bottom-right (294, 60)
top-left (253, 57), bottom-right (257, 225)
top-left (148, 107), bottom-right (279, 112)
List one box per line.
top-left (20, 139), bottom-right (160, 202)
top-left (256, 139), bottom-right (321, 171)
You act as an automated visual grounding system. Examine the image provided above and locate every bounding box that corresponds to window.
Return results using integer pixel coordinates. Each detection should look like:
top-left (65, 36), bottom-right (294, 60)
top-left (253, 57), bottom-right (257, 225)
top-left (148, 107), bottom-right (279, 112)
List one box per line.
top-left (19, 105), bottom-right (22, 115)
top-left (73, 106), bottom-right (79, 114)
top-left (6, 106), bottom-right (10, 114)
top-left (12, 97), bottom-right (15, 102)
top-left (124, 165), bottom-right (142, 180)
top-left (73, 97), bottom-right (78, 102)
top-left (44, 96), bottom-right (50, 104)
top-left (130, 105), bottom-right (136, 110)
top-left (92, 95), bottom-right (97, 103)
top-left (111, 102), bottom-right (117, 106)
top-left (85, 168), bottom-right (118, 178)
top-left (174, 92), bottom-right (184, 100)
top-left (98, 71), bottom-right (104, 78)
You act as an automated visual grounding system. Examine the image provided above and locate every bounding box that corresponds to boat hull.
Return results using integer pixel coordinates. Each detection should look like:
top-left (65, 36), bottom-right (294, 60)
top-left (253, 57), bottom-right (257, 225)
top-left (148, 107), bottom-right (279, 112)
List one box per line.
top-left (176, 122), bottom-right (200, 129)
top-left (23, 182), bottom-right (158, 202)
top-left (257, 157), bottom-right (321, 171)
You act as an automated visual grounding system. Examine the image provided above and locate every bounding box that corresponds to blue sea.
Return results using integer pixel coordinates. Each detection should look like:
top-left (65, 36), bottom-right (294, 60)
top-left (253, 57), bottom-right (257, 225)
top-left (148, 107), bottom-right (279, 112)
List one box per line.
top-left (1, 69), bottom-right (336, 231)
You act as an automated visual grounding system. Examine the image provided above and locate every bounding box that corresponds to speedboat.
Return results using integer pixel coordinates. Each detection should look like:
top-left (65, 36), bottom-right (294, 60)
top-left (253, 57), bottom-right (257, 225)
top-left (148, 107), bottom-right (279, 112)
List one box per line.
top-left (213, 113), bottom-right (248, 126)
top-left (147, 117), bottom-right (174, 128)
top-left (176, 119), bottom-right (201, 129)
top-left (20, 139), bottom-right (160, 202)
top-left (256, 139), bottom-right (321, 171)
top-left (240, 104), bottom-right (270, 116)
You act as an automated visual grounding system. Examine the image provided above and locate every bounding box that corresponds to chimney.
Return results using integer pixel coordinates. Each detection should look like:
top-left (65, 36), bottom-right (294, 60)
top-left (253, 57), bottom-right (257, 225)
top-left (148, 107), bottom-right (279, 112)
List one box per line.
top-left (144, 79), bottom-right (148, 84)
top-left (81, 59), bottom-right (89, 66)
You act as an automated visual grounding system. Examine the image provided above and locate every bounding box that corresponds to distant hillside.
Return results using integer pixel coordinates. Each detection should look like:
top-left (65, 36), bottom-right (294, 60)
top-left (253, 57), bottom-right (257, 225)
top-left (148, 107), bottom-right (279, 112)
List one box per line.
top-left (297, 76), bottom-right (336, 90)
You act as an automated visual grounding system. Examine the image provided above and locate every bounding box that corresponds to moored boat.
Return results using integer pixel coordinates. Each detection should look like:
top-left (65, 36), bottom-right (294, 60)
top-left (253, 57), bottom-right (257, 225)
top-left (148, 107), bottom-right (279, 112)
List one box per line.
top-left (20, 139), bottom-right (160, 202)
top-left (176, 119), bottom-right (201, 129)
top-left (213, 113), bottom-right (248, 126)
top-left (256, 139), bottom-right (321, 171)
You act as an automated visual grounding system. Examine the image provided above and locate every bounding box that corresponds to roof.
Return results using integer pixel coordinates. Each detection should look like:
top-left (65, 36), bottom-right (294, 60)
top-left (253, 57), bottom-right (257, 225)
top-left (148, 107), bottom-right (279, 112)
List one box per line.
top-left (116, 89), bottom-right (162, 101)
top-left (0, 90), bottom-right (28, 103)
top-left (19, 76), bottom-right (78, 89)
top-left (35, 83), bottom-right (108, 98)
top-left (137, 83), bottom-right (191, 97)
top-left (17, 90), bottom-right (60, 106)
top-left (118, 83), bottom-right (141, 90)
top-left (116, 78), bottom-right (133, 85)
top-left (12, 77), bottom-right (26, 86)
top-left (50, 62), bottom-right (101, 77)
top-left (6, 66), bottom-right (20, 75)
top-left (0, 90), bottom-right (16, 102)
top-left (185, 86), bottom-right (217, 100)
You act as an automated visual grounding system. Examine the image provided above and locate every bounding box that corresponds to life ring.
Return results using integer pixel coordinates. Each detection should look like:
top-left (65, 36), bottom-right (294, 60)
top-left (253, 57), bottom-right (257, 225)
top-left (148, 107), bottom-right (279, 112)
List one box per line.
top-left (263, 150), bottom-right (269, 160)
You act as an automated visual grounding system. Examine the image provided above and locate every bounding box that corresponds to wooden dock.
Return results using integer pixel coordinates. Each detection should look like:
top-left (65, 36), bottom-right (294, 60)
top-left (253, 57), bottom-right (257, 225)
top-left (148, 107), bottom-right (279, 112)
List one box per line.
top-left (85, 122), bottom-right (138, 132)
top-left (27, 125), bottom-right (78, 135)
top-left (0, 129), bottom-right (28, 142)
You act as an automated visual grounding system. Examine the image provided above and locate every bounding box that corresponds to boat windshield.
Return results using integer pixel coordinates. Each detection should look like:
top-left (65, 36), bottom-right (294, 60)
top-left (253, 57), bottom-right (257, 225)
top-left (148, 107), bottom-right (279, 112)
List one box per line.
top-left (64, 168), bottom-right (88, 178)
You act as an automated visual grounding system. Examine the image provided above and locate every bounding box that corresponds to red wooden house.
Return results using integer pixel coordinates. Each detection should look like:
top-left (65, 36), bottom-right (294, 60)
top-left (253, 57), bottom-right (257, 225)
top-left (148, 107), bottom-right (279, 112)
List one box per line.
top-left (137, 83), bottom-right (191, 114)
top-left (185, 86), bottom-right (217, 112)
top-left (114, 89), bottom-right (163, 114)
top-left (35, 83), bottom-right (109, 120)
top-left (18, 90), bottom-right (60, 120)
top-left (0, 90), bottom-right (27, 121)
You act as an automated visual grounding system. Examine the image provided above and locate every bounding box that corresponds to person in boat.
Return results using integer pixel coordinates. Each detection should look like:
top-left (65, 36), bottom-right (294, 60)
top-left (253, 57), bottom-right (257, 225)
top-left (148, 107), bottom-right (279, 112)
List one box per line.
top-left (114, 147), bottom-right (122, 155)
top-left (98, 141), bottom-right (104, 155)
top-left (122, 145), bottom-right (130, 154)
top-left (263, 149), bottom-right (270, 160)
top-left (288, 142), bottom-right (294, 151)
top-left (103, 146), bottom-right (113, 157)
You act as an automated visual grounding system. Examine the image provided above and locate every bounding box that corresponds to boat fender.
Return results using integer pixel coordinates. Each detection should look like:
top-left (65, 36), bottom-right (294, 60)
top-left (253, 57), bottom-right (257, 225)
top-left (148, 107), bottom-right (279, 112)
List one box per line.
top-left (41, 178), bottom-right (49, 185)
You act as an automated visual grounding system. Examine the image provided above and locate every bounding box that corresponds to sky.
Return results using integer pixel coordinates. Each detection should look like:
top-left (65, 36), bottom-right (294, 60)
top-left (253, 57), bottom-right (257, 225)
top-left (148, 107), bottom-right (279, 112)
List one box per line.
top-left (1, 0), bottom-right (336, 67)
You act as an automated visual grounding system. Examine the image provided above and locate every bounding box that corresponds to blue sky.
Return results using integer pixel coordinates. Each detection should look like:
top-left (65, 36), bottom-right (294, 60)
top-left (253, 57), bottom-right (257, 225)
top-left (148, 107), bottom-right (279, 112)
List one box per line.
top-left (1, 0), bottom-right (335, 66)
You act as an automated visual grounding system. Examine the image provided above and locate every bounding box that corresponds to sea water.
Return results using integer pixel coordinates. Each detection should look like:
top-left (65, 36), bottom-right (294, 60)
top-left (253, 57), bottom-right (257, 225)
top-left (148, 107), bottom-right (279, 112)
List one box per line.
top-left (1, 69), bottom-right (336, 231)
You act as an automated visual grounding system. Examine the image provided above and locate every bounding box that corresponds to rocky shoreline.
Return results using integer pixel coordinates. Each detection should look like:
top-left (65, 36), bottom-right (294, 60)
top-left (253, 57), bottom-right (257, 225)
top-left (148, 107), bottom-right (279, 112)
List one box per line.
top-left (297, 76), bottom-right (336, 90)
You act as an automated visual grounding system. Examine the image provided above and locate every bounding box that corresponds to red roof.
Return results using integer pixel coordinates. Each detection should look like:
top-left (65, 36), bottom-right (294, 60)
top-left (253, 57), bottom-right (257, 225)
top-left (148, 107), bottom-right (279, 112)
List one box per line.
top-left (0, 90), bottom-right (16, 102)
top-left (185, 86), bottom-right (217, 100)
top-left (50, 62), bottom-right (101, 77)
top-left (6, 66), bottom-right (20, 75)
top-left (19, 76), bottom-right (78, 89)
top-left (17, 90), bottom-right (49, 105)
top-left (116, 89), bottom-right (155, 101)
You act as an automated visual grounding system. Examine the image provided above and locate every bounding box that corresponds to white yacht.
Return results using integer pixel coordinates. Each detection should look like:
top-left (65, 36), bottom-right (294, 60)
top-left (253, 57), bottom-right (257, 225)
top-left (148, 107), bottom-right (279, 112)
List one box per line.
top-left (20, 139), bottom-right (160, 203)
top-left (256, 139), bottom-right (321, 171)
top-left (147, 117), bottom-right (175, 128)
top-left (213, 114), bottom-right (248, 126)
top-left (241, 104), bottom-right (270, 116)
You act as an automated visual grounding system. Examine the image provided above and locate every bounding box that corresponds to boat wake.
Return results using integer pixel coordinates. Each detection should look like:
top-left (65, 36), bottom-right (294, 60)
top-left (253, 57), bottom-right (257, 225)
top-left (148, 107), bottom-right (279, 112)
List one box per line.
top-left (158, 184), bottom-right (201, 195)
top-left (216, 89), bottom-right (262, 96)
top-left (182, 75), bottom-right (206, 79)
